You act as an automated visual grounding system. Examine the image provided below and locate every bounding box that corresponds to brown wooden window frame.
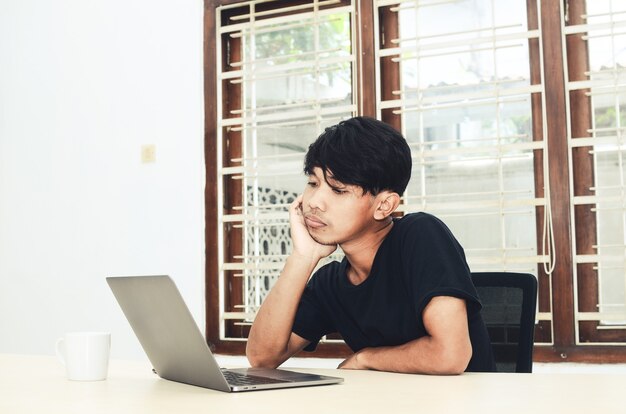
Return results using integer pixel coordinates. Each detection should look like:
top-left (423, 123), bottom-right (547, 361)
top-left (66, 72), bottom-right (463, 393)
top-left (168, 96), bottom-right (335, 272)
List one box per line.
top-left (204, 0), bottom-right (626, 362)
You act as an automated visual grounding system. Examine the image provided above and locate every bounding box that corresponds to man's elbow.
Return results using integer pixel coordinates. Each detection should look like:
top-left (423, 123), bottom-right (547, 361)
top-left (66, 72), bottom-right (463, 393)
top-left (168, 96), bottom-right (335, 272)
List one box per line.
top-left (245, 344), bottom-right (282, 369)
top-left (247, 356), bottom-right (279, 369)
top-left (438, 359), bottom-right (469, 375)
top-left (434, 343), bottom-right (472, 375)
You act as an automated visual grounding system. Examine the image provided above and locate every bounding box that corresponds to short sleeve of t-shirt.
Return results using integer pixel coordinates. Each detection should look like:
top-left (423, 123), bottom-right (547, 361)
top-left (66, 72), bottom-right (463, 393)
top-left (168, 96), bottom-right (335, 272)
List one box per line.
top-left (397, 214), bottom-right (481, 321)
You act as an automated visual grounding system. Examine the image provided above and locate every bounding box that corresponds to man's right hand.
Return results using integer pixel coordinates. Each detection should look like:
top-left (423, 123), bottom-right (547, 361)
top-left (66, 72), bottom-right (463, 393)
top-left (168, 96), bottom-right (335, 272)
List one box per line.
top-left (289, 194), bottom-right (337, 261)
top-left (246, 194), bottom-right (335, 369)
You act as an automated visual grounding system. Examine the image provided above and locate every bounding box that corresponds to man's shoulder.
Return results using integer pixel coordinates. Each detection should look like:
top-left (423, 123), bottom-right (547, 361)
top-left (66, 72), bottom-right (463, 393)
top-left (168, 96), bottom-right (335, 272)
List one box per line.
top-left (388, 212), bottom-right (458, 250)
top-left (393, 212), bottom-right (445, 232)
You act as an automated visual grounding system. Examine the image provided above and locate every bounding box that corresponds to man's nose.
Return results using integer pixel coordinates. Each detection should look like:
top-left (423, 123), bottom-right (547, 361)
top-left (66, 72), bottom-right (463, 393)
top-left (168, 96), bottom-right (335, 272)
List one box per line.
top-left (306, 188), bottom-right (326, 212)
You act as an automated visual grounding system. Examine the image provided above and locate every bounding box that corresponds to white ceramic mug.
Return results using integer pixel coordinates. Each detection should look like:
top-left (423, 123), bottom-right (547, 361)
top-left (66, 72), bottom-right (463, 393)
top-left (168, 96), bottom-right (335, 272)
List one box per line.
top-left (55, 332), bottom-right (111, 381)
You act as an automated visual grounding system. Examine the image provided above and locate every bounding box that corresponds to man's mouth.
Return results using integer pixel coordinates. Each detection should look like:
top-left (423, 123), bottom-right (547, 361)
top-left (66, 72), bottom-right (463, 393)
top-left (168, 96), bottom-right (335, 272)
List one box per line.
top-left (304, 214), bottom-right (327, 229)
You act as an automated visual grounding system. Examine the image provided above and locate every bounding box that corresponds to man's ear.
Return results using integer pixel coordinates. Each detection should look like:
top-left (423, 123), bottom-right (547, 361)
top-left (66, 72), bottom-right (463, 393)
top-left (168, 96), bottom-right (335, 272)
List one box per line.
top-left (373, 191), bottom-right (401, 220)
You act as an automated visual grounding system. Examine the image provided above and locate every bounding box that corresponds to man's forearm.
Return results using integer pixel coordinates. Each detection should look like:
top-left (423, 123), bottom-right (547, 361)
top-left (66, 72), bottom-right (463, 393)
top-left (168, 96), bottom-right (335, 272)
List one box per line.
top-left (246, 253), bottom-right (319, 367)
top-left (341, 335), bottom-right (472, 375)
top-left (340, 296), bottom-right (473, 375)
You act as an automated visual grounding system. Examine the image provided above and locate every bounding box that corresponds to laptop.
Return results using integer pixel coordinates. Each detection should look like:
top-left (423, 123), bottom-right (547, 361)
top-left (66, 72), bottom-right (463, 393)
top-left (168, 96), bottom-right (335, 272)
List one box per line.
top-left (106, 275), bottom-right (343, 392)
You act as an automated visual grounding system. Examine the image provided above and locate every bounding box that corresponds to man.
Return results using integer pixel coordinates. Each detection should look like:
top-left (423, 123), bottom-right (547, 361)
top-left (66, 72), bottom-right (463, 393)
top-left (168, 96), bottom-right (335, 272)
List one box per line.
top-left (246, 117), bottom-right (496, 374)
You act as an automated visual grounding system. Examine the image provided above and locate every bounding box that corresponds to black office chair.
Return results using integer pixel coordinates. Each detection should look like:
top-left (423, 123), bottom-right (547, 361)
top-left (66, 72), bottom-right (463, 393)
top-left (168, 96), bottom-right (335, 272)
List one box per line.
top-left (471, 272), bottom-right (537, 373)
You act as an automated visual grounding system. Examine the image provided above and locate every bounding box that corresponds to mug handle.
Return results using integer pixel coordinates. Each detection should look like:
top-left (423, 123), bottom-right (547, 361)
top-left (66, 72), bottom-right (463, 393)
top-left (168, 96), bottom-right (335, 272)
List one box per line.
top-left (55, 337), bottom-right (65, 366)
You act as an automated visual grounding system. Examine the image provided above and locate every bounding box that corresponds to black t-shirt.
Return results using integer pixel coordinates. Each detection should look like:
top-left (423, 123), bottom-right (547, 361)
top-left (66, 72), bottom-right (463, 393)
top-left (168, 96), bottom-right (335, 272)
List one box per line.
top-left (292, 212), bottom-right (496, 372)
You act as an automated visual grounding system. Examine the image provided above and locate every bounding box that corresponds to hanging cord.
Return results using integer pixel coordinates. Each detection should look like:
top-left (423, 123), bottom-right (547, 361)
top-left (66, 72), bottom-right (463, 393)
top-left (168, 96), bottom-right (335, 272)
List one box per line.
top-left (542, 175), bottom-right (557, 275)
top-left (538, 0), bottom-right (556, 276)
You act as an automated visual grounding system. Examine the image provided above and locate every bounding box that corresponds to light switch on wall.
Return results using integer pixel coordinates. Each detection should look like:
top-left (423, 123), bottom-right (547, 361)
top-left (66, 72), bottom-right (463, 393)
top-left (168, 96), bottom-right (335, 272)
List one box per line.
top-left (141, 144), bottom-right (156, 163)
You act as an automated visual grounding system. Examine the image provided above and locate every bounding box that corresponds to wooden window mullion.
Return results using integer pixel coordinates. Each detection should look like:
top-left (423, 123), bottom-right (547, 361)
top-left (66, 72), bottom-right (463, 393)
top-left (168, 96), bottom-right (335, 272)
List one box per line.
top-left (533, 0), bottom-right (576, 361)
top-left (526, 0), bottom-right (552, 345)
top-left (378, 5), bottom-right (400, 131)
top-left (223, 30), bottom-right (246, 343)
top-left (566, 0), bottom-right (600, 344)
top-left (205, 0), bottom-right (221, 351)
top-left (356, 0), bottom-right (376, 117)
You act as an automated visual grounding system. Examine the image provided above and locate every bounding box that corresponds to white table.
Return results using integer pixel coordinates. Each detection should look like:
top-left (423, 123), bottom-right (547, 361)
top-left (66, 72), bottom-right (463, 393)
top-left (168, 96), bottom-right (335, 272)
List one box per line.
top-left (1, 354), bottom-right (623, 413)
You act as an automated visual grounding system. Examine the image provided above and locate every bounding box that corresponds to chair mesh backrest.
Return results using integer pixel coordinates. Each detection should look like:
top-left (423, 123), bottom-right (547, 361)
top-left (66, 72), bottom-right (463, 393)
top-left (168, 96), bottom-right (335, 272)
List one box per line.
top-left (471, 272), bottom-right (537, 373)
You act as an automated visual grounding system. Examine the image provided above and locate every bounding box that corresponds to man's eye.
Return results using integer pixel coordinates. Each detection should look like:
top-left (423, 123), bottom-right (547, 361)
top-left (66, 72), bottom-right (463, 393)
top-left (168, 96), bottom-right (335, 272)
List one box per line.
top-left (332, 188), bottom-right (347, 194)
top-left (307, 182), bottom-right (318, 187)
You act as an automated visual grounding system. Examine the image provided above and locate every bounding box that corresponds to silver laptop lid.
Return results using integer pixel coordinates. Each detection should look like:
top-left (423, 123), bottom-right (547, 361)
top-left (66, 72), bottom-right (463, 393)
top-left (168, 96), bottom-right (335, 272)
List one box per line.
top-left (107, 275), bottom-right (231, 392)
top-left (108, 275), bottom-right (343, 392)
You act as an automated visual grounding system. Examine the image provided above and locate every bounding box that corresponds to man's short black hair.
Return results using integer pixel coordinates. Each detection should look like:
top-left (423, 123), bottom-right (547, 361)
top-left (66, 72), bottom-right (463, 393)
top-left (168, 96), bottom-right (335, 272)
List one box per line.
top-left (304, 116), bottom-right (412, 196)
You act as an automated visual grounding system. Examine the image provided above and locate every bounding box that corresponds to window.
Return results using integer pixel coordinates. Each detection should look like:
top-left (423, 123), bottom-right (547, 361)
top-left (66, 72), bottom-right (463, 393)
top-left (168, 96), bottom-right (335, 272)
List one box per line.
top-left (374, 0), bottom-right (554, 347)
top-left (209, 0), bottom-right (356, 354)
top-left (204, 0), bottom-right (626, 360)
top-left (566, 0), bottom-right (626, 346)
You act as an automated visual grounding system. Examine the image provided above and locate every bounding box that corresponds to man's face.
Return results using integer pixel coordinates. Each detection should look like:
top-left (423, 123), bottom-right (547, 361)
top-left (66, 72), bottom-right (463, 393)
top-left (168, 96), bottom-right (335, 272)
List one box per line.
top-left (301, 167), bottom-right (378, 247)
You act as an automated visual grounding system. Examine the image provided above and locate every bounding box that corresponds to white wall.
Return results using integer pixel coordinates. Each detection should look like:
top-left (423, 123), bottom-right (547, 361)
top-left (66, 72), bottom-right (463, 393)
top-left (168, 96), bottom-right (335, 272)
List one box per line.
top-left (0, 0), bottom-right (205, 360)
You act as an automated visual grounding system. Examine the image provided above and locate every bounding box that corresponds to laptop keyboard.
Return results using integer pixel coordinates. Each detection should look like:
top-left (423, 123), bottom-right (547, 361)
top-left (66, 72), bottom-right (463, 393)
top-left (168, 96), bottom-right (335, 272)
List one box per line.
top-left (222, 370), bottom-right (290, 386)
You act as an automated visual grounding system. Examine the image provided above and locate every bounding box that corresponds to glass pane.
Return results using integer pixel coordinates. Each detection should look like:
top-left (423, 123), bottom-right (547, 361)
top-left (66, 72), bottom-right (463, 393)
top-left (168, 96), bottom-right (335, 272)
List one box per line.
top-left (569, 0), bottom-right (626, 332)
top-left (218, 3), bottom-right (355, 326)
top-left (596, 150), bottom-right (626, 322)
top-left (395, 0), bottom-right (539, 271)
top-left (243, 14), bottom-right (352, 111)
